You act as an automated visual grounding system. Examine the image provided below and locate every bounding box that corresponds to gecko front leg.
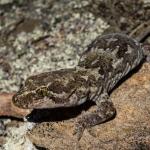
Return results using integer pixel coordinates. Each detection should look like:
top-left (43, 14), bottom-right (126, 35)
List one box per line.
top-left (73, 93), bottom-right (116, 140)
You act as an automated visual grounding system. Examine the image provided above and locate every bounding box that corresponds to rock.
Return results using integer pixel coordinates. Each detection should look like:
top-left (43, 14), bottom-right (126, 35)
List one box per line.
top-left (27, 63), bottom-right (150, 149)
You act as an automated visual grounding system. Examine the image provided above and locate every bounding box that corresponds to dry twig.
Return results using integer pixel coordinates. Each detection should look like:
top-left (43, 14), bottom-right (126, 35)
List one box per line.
top-left (0, 93), bottom-right (31, 118)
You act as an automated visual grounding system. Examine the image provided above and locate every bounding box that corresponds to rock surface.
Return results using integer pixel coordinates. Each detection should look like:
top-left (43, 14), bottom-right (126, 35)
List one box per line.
top-left (27, 63), bottom-right (150, 149)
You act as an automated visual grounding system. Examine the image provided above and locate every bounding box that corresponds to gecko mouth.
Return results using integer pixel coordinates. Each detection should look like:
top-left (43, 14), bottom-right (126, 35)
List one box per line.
top-left (12, 92), bottom-right (73, 109)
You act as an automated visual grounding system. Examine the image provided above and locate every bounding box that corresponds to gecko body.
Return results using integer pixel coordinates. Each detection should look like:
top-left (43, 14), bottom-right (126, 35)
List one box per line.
top-left (12, 33), bottom-right (149, 140)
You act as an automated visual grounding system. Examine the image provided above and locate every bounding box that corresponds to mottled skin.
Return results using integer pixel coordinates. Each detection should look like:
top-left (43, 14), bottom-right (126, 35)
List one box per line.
top-left (12, 33), bottom-right (149, 140)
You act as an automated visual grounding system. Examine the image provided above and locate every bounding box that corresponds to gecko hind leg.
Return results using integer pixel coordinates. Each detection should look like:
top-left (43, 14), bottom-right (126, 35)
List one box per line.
top-left (73, 93), bottom-right (116, 140)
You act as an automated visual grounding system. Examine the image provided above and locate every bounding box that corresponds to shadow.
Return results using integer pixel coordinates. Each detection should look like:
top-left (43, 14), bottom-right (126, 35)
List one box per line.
top-left (35, 146), bottom-right (47, 150)
top-left (26, 100), bottom-right (95, 123)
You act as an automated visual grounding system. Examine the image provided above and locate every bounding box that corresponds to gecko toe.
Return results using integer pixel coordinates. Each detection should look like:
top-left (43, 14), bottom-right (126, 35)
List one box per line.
top-left (73, 122), bottom-right (85, 141)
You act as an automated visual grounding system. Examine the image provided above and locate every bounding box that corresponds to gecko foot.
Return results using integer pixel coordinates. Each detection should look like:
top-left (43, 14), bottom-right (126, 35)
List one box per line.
top-left (73, 121), bottom-right (85, 141)
top-left (73, 94), bottom-right (116, 140)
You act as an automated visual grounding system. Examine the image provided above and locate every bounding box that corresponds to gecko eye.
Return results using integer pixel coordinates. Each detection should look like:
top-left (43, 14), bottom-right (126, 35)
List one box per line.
top-left (36, 87), bottom-right (48, 97)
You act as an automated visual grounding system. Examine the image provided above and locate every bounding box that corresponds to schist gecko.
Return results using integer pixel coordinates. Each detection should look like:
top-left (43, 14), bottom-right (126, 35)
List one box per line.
top-left (12, 33), bottom-right (150, 140)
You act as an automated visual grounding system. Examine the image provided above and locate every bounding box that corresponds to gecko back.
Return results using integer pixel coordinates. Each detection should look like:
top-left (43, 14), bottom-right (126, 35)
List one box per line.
top-left (78, 33), bottom-right (144, 93)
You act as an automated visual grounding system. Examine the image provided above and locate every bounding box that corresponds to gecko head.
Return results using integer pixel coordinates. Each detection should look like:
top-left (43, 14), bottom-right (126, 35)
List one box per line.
top-left (12, 85), bottom-right (57, 109)
top-left (12, 69), bottom-right (86, 109)
top-left (12, 74), bottom-right (69, 109)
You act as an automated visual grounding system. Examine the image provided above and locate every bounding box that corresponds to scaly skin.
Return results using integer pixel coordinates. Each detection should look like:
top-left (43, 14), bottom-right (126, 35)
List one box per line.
top-left (12, 33), bottom-right (149, 140)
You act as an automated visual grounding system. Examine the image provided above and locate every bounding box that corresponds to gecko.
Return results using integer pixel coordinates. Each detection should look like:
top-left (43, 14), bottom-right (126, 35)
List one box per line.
top-left (12, 33), bottom-right (150, 140)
